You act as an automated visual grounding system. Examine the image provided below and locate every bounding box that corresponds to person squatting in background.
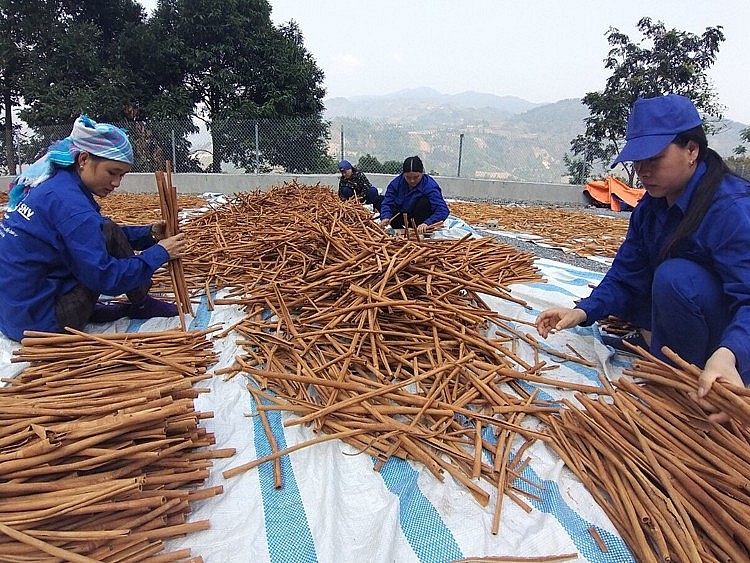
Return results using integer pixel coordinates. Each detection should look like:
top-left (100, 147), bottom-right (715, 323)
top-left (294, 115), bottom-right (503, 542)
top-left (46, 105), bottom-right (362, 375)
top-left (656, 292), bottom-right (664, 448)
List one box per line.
top-left (0, 114), bottom-right (186, 342)
top-left (379, 155), bottom-right (450, 234)
top-left (534, 94), bottom-right (750, 423)
top-left (337, 159), bottom-right (384, 211)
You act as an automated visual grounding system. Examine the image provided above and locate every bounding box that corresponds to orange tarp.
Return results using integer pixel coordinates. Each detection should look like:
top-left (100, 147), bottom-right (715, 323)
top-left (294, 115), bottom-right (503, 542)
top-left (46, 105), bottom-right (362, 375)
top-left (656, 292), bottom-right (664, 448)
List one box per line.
top-left (583, 177), bottom-right (645, 211)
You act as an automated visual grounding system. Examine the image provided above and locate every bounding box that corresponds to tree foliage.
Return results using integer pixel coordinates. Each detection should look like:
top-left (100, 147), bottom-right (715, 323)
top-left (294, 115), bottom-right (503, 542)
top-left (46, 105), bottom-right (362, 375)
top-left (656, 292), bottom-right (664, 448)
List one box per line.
top-left (727, 155), bottom-right (750, 179)
top-left (151, 1), bottom-right (329, 173)
top-left (562, 153), bottom-right (591, 185)
top-left (0, 0), bottom-right (50, 173)
top-left (0, 0), bottom-right (199, 172)
top-left (20, 0), bottom-right (150, 125)
top-left (733, 127), bottom-right (750, 156)
top-left (729, 127), bottom-right (750, 177)
top-left (357, 154), bottom-right (402, 175)
top-left (1, 0), bottom-right (329, 175)
top-left (568, 17), bottom-right (725, 185)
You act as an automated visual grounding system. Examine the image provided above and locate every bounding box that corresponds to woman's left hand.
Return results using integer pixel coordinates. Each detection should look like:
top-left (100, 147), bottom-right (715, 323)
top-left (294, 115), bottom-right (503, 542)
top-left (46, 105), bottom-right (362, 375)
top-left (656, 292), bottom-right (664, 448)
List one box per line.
top-left (150, 220), bottom-right (168, 241)
top-left (693, 347), bottom-right (744, 423)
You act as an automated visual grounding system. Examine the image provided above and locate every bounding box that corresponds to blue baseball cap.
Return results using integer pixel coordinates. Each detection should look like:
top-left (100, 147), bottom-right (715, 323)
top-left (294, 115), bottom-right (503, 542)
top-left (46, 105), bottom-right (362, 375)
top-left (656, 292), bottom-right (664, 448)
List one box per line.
top-left (338, 159), bottom-right (352, 171)
top-left (611, 94), bottom-right (703, 168)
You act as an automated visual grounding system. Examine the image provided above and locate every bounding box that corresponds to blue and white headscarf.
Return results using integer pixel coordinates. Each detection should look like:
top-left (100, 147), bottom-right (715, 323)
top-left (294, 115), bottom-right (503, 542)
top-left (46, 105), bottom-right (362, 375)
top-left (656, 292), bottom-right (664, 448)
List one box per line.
top-left (8, 115), bottom-right (133, 210)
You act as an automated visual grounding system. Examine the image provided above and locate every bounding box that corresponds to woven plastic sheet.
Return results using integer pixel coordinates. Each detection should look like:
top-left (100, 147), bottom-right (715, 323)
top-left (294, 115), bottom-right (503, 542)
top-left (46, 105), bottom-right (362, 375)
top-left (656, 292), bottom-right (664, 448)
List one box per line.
top-left (0, 221), bottom-right (637, 563)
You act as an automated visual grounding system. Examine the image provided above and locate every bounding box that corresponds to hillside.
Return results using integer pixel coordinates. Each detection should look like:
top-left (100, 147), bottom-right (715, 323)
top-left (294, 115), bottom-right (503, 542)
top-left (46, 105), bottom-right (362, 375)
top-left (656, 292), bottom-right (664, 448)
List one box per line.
top-left (324, 90), bottom-right (747, 183)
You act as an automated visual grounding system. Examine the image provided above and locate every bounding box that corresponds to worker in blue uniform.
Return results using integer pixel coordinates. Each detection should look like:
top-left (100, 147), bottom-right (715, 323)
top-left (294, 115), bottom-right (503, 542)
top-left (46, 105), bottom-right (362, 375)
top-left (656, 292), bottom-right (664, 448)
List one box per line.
top-left (0, 115), bottom-right (186, 341)
top-left (379, 156), bottom-right (450, 234)
top-left (535, 94), bottom-right (750, 422)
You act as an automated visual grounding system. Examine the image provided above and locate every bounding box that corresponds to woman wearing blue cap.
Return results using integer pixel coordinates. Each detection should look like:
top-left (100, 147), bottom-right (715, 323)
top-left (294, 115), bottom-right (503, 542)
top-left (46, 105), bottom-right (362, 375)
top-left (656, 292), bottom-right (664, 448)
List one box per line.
top-left (337, 159), bottom-right (383, 212)
top-left (379, 156), bottom-right (450, 234)
top-left (0, 115), bottom-right (186, 341)
top-left (535, 94), bottom-right (750, 421)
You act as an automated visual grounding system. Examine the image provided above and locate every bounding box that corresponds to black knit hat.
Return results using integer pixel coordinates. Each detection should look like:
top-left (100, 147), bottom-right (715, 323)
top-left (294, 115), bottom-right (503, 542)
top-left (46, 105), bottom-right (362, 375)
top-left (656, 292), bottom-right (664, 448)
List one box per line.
top-left (402, 155), bottom-right (424, 173)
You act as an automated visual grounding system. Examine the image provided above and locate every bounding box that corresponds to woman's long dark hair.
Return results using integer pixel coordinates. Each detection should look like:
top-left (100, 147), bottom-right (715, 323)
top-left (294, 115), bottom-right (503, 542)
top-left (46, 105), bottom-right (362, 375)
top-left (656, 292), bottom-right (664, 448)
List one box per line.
top-left (658, 126), bottom-right (737, 261)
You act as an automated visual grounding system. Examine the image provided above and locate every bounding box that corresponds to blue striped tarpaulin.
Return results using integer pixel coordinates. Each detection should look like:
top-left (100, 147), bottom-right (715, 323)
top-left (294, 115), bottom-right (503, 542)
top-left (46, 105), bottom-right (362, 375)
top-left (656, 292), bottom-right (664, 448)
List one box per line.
top-left (0, 217), bottom-right (636, 563)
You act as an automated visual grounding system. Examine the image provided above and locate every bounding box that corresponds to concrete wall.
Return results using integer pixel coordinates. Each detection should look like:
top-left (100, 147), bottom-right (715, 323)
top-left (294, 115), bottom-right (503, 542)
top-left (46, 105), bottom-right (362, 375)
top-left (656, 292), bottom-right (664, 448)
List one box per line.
top-left (2, 173), bottom-right (588, 205)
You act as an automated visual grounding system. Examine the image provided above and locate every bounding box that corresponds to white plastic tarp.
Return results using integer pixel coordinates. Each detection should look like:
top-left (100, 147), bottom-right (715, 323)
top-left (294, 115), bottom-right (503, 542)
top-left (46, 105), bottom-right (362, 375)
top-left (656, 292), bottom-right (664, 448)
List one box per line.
top-left (0, 217), bottom-right (637, 563)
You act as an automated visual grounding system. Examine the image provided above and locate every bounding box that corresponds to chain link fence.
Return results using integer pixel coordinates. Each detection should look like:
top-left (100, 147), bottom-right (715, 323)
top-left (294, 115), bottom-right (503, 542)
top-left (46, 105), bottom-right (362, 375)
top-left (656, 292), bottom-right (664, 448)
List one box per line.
top-left (7, 116), bottom-right (335, 176)
top-left (329, 116), bottom-right (579, 183)
top-left (728, 158), bottom-right (750, 179)
top-left (6, 115), bottom-right (583, 183)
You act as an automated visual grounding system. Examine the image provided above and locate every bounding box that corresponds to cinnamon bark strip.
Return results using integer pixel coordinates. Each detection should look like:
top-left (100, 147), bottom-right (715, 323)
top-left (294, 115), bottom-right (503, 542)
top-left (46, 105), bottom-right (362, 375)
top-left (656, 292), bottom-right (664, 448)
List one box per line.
top-left (223, 427), bottom-right (373, 479)
top-left (247, 384), bottom-right (283, 489)
top-left (0, 522), bottom-right (100, 563)
top-left (450, 554), bottom-right (578, 562)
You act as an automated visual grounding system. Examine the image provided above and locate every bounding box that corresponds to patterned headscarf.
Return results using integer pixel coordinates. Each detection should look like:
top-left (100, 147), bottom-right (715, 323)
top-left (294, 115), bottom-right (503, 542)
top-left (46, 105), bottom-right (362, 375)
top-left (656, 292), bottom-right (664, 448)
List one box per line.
top-left (8, 115), bottom-right (133, 210)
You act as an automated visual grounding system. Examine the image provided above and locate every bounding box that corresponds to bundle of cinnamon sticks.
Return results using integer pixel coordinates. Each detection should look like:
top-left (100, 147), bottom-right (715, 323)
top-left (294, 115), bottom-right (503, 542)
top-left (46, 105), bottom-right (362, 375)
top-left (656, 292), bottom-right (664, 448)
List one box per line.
top-left (0, 328), bottom-right (232, 561)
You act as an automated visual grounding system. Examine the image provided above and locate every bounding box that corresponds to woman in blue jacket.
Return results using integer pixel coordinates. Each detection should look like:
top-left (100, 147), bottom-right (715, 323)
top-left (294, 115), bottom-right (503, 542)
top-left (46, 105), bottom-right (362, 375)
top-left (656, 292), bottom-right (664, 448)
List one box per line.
top-left (0, 115), bottom-right (186, 341)
top-left (535, 95), bottom-right (750, 422)
top-left (379, 156), bottom-right (450, 234)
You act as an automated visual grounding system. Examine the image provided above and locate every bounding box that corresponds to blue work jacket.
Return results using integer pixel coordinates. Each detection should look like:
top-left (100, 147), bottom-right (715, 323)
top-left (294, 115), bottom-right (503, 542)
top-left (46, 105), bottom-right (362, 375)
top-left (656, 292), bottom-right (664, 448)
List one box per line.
top-left (0, 168), bottom-right (168, 340)
top-left (380, 173), bottom-right (450, 226)
top-left (576, 163), bottom-right (750, 380)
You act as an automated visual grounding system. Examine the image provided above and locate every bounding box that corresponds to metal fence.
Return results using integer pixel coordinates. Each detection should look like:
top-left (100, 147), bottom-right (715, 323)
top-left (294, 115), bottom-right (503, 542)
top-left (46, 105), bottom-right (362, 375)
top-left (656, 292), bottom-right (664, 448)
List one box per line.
top-left (329, 116), bottom-right (582, 183)
top-left (6, 115), bottom-right (585, 183)
top-left (729, 159), bottom-right (750, 179)
top-left (8, 116), bottom-right (334, 176)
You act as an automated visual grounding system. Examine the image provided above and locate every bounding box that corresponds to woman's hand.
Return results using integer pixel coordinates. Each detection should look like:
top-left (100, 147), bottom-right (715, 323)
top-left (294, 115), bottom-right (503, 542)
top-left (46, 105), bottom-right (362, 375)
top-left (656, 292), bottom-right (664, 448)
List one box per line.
top-left (693, 347), bottom-right (745, 423)
top-left (158, 233), bottom-right (186, 260)
top-left (535, 307), bottom-right (587, 338)
top-left (150, 220), bottom-right (168, 241)
top-left (416, 222), bottom-right (443, 234)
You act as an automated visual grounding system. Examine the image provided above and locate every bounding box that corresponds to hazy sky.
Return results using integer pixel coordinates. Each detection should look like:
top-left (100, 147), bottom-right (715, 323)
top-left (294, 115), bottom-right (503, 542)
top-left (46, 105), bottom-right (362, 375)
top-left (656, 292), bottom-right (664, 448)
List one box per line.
top-left (138, 1), bottom-right (750, 123)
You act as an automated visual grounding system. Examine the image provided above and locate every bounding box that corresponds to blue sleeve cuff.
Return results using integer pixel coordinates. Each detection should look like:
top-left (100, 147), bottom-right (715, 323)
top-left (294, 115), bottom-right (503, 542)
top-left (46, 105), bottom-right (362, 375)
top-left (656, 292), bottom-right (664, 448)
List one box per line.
top-left (574, 304), bottom-right (595, 326)
top-left (722, 338), bottom-right (750, 385)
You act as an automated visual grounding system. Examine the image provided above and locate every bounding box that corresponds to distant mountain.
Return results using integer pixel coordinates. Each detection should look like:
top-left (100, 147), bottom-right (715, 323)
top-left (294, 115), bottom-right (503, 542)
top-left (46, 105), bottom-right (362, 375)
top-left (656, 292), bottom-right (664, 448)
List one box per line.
top-left (324, 91), bottom-right (589, 182)
top-left (324, 90), bottom-right (746, 183)
top-left (324, 89), bottom-right (540, 121)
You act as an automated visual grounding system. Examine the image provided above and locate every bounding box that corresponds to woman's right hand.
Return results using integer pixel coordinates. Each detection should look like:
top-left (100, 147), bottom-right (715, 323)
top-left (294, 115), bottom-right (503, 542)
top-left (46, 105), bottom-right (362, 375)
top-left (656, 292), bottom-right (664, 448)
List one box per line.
top-left (535, 307), bottom-right (587, 338)
top-left (158, 232), bottom-right (186, 260)
top-left (693, 347), bottom-right (744, 423)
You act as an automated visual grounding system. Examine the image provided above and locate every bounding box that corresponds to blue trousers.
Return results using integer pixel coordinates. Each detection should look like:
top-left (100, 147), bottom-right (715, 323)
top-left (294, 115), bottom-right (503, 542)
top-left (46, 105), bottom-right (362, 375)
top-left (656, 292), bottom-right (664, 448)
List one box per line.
top-left (340, 186), bottom-right (383, 211)
top-left (388, 196), bottom-right (432, 228)
top-left (649, 258), bottom-right (737, 374)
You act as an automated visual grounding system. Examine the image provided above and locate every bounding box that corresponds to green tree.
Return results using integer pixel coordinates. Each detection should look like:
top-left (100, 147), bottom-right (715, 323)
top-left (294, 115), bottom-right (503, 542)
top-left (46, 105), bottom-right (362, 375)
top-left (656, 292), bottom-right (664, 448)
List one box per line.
top-left (727, 155), bottom-right (750, 178)
top-left (4, 0), bottom-right (329, 175)
top-left (5, 0), bottom-right (196, 172)
top-left (357, 154), bottom-right (384, 173)
top-left (20, 0), bottom-right (148, 125)
top-left (152, 2), bottom-right (329, 173)
top-left (355, 154), bottom-right (403, 176)
top-left (733, 127), bottom-right (750, 156)
top-left (569, 17), bottom-right (725, 185)
top-left (562, 153), bottom-right (591, 185)
top-left (251, 21), bottom-right (330, 173)
top-left (0, 0), bottom-right (49, 174)
top-left (729, 127), bottom-right (750, 178)
top-left (381, 160), bottom-right (402, 175)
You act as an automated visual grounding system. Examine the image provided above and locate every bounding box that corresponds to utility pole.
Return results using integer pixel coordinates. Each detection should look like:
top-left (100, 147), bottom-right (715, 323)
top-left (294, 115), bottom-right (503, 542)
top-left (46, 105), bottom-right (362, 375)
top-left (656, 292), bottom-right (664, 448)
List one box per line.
top-left (255, 122), bottom-right (260, 174)
top-left (457, 133), bottom-right (464, 177)
top-left (171, 130), bottom-right (177, 173)
top-left (340, 125), bottom-right (344, 161)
